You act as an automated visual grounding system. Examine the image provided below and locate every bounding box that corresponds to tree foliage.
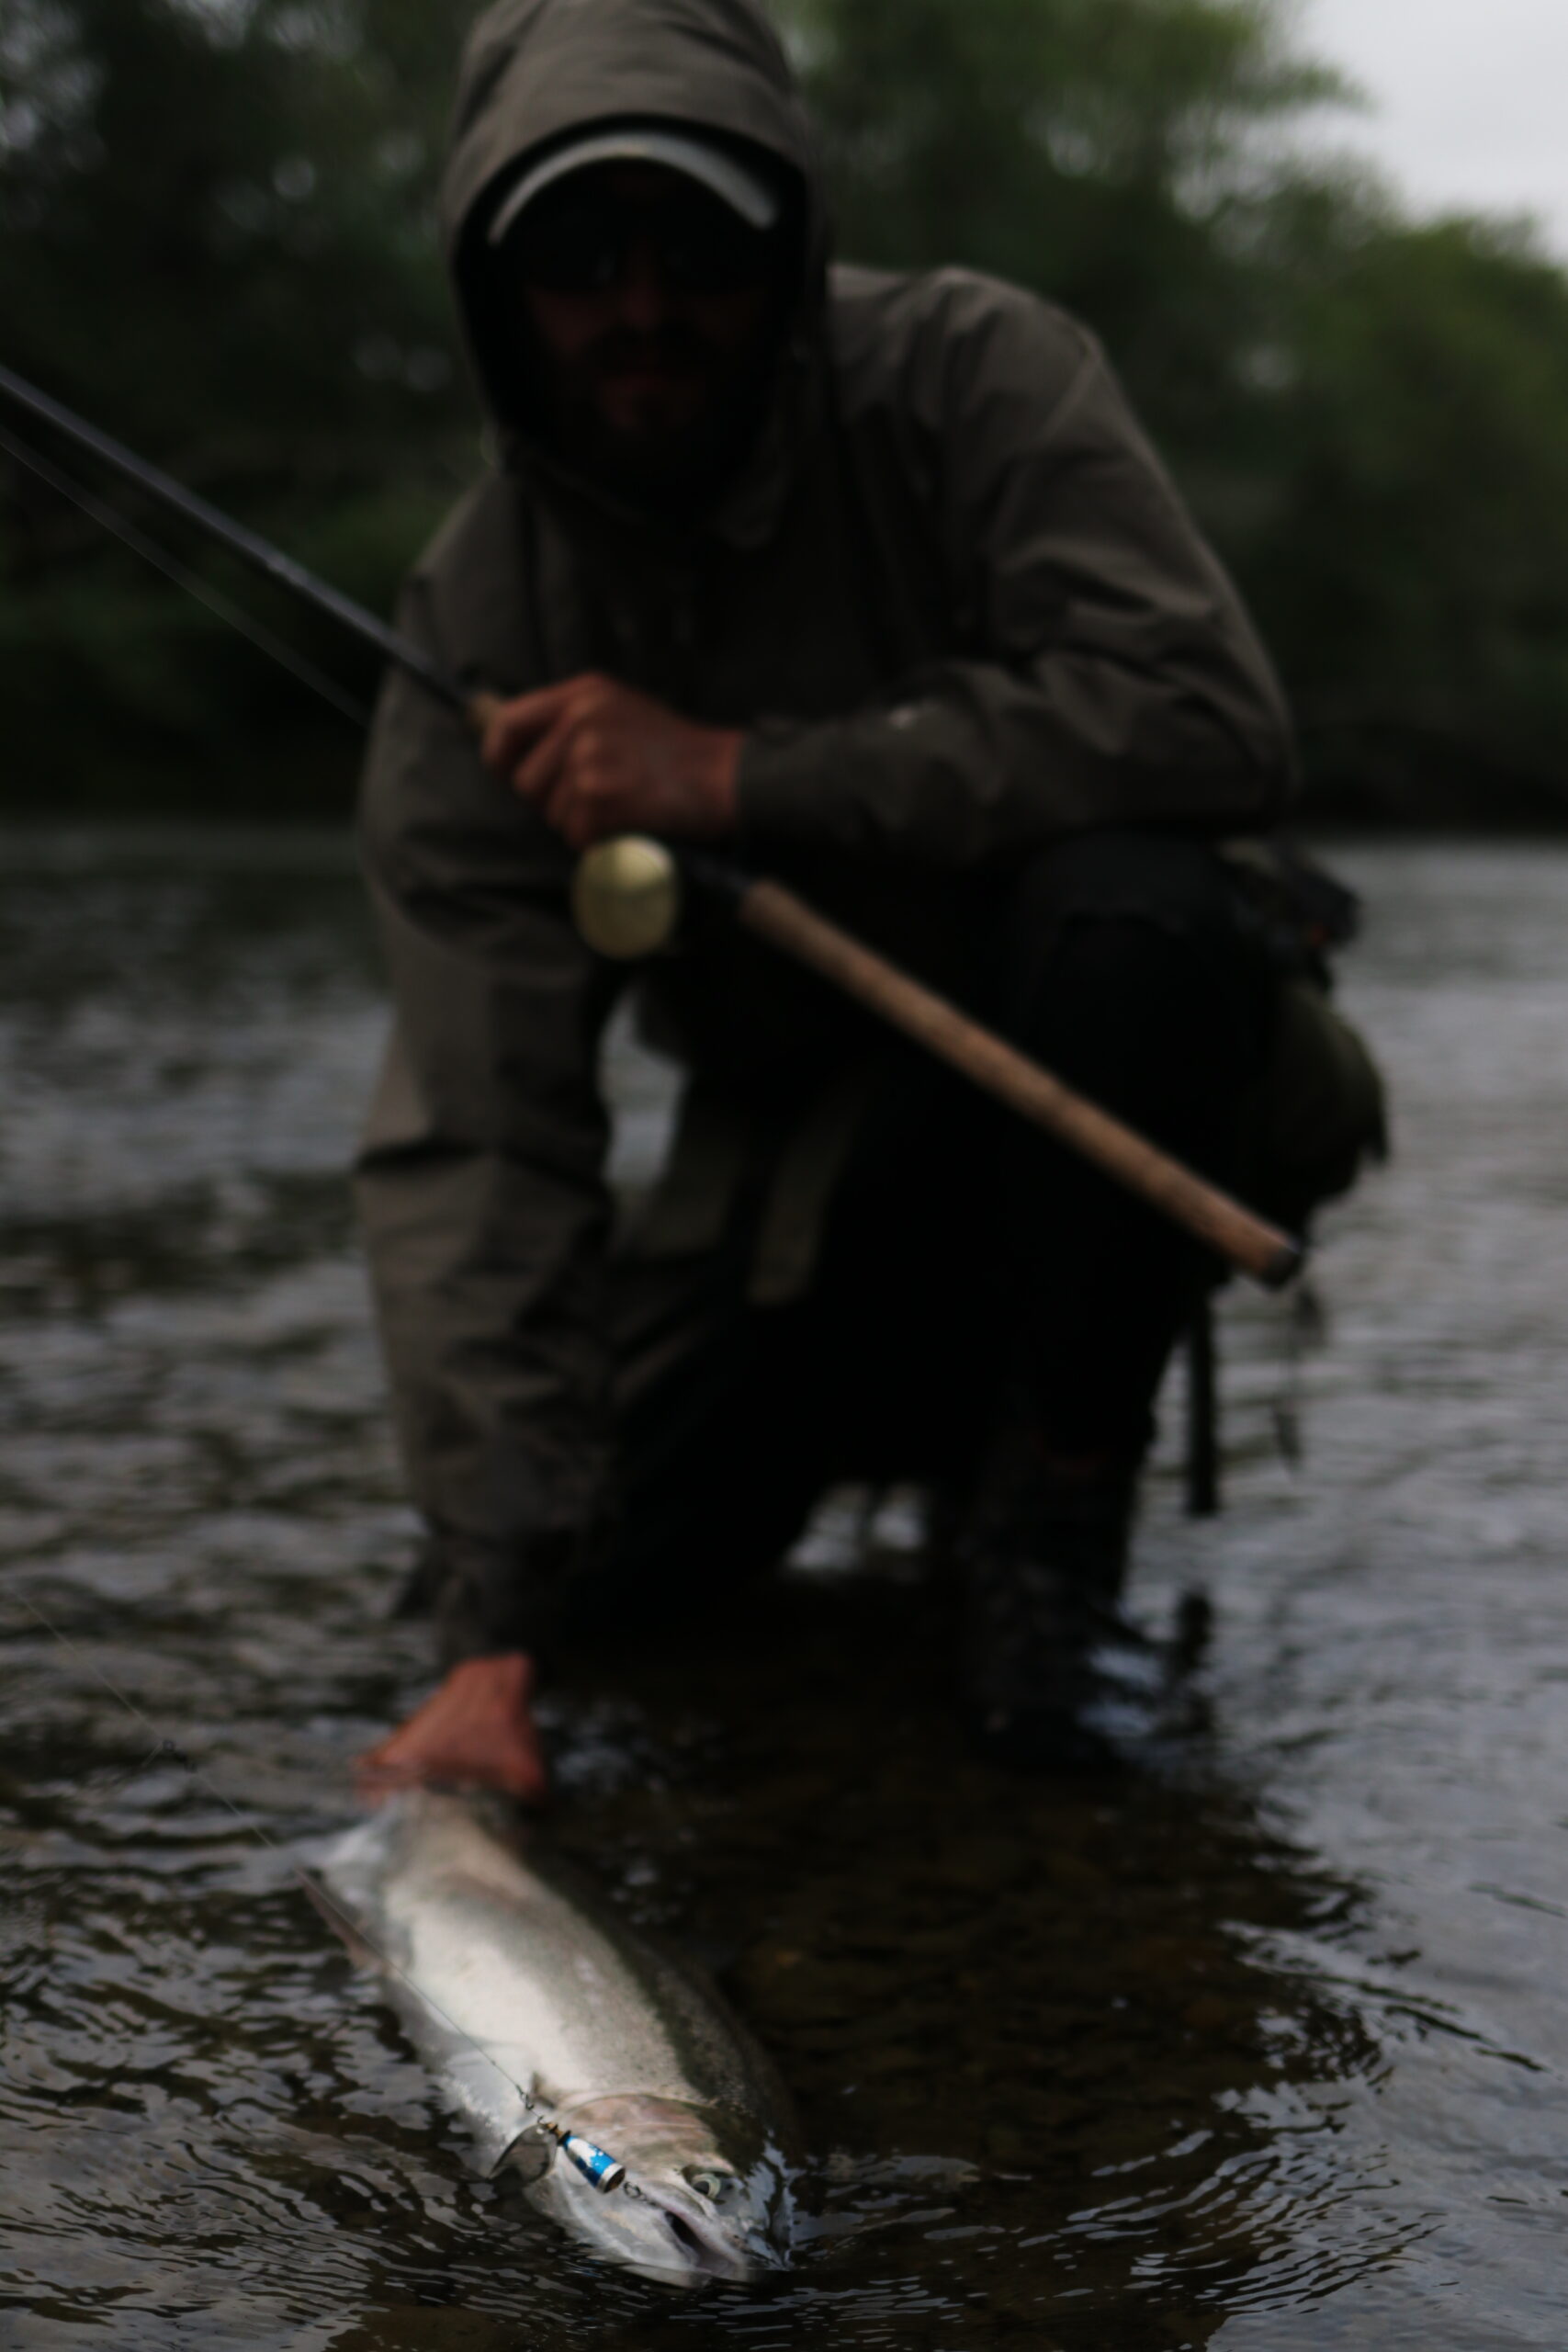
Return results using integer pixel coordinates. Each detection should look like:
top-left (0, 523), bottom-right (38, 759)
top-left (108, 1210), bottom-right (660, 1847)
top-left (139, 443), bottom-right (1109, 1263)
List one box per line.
top-left (0, 0), bottom-right (470, 799)
top-left (4, 0), bottom-right (1568, 816)
top-left (785, 0), bottom-right (1568, 817)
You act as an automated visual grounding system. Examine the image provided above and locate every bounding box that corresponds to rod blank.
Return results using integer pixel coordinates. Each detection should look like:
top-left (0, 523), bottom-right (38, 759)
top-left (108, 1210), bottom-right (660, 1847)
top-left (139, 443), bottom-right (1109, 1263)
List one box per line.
top-left (0, 358), bottom-right (462, 710)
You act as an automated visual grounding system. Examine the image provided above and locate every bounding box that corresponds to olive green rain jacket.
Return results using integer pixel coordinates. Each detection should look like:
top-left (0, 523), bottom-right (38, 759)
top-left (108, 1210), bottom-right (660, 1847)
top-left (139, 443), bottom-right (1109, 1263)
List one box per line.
top-left (355, 0), bottom-right (1297, 1658)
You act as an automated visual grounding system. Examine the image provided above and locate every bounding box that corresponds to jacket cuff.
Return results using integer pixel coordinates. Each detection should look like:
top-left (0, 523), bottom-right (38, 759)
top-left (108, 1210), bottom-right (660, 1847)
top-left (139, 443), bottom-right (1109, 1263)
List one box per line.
top-left (735, 718), bottom-right (858, 848)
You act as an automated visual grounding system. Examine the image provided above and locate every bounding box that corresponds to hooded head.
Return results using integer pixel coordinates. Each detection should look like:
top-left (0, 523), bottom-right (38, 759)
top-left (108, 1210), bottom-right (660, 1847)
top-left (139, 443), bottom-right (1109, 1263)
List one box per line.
top-left (444, 0), bottom-right (827, 513)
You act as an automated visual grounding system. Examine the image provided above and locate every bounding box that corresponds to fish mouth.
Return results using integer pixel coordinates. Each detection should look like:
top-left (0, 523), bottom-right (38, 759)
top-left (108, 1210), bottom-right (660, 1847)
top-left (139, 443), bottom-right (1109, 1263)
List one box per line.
top-left (547, 2095), bottom-right (792, 2281)
top-left (618, 2185), bottom-right (777, 2283)
top-left (658, 2200), bottom-right (749, 2279)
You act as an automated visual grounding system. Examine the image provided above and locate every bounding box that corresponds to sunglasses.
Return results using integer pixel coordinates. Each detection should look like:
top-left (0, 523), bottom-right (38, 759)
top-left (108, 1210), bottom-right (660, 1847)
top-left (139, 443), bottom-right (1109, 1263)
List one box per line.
top-left (505, 187), bottom-right (777, 298)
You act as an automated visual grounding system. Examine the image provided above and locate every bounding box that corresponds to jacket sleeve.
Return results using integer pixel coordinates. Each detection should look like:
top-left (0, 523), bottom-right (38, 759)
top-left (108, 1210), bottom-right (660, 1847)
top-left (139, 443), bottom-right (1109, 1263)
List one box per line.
top-left (736, 277), bottom-right (1295, 862)
top-left (355, 575), bottom-right (621, 1664)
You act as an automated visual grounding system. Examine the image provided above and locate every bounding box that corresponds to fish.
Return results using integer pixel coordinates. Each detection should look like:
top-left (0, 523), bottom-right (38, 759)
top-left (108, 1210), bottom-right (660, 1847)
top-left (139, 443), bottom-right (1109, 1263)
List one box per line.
top-left (307, 1789), bottom-right (796, 2283)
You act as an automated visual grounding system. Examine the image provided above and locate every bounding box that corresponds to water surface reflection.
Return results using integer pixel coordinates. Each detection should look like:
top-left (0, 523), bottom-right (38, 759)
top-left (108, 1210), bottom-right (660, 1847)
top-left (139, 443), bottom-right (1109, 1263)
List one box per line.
top-left (2, 831), bottom-right (1563, 2348)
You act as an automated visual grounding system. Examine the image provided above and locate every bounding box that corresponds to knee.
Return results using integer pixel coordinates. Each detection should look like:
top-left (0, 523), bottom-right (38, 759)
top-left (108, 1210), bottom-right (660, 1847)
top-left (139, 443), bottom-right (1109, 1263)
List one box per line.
top-left (1023, 917), bottom-right (1234, 1093)
top-left (995, 834), bottom-right (1275, 1104)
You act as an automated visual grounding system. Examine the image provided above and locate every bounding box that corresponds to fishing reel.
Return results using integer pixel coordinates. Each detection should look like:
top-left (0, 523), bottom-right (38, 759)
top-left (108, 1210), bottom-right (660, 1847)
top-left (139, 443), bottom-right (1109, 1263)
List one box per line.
top-left (571, 836), bottom-right (684, 960)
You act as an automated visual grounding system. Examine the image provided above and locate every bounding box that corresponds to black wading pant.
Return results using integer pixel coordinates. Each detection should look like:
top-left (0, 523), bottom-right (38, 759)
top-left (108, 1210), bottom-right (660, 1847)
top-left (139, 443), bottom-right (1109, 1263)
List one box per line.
top-left (574, 831), bottom-right (1279, 1632)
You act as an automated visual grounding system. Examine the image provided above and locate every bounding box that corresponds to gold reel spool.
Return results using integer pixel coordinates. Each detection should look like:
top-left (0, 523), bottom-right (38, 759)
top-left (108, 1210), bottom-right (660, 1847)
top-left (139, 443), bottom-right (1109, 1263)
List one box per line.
top-left (570, 837), bottom-right (683, 960)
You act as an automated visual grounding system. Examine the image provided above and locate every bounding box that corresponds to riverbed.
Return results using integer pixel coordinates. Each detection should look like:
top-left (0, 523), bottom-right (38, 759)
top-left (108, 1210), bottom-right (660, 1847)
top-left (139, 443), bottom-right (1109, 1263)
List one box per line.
top-left (1, 831), bottom-right (1564, 2349)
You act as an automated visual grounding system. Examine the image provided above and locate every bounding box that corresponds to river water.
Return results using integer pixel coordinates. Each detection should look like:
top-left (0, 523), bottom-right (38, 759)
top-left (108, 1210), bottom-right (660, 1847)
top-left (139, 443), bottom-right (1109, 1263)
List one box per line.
top-left (0, 830), bottom-right (1564, 2349)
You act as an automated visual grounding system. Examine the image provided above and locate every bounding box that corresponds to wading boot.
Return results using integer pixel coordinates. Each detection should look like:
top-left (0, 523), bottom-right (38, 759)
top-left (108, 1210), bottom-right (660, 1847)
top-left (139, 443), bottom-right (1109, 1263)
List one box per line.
top-left (960, 1440), bottom-right (1162, 1770)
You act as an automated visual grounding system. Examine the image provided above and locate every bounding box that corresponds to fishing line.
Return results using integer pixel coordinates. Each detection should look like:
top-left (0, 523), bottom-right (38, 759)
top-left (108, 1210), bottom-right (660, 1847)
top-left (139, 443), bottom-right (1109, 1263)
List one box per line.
top-left (0, 361), bottom-right (464, 711)
top-left (8, 1581), bottom-right (629, 2195)
top-left (0, 421), bottom-right (372, 729)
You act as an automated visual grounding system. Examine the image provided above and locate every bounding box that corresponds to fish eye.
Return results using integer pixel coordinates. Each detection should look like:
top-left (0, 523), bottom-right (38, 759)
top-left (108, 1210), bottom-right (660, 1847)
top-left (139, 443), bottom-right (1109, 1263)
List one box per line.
top-left (685, 2166), bottom-right (733, 2202)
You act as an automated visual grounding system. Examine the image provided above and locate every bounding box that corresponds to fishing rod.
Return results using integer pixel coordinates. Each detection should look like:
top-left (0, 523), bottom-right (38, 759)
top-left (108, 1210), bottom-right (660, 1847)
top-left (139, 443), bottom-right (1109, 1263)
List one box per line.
top-left (0, 359), bottom-right (466, 718)
top-left (0, 360), bottom-right (1304, 1289)
top-left (0, 413), bottom-right (371, 727)
top-left (9, 1578), bottom-right (630, 2198)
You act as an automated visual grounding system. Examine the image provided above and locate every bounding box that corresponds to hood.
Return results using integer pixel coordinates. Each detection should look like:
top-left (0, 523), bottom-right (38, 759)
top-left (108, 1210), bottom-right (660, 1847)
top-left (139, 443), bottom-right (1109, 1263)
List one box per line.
top-left (443, 0), bottom-right (829, 461)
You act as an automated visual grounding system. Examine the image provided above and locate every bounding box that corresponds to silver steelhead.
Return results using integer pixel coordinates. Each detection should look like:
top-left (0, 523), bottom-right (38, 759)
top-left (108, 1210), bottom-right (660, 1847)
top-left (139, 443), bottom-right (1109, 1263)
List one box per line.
top-left (309, 1790), bottom-right (795, 2283)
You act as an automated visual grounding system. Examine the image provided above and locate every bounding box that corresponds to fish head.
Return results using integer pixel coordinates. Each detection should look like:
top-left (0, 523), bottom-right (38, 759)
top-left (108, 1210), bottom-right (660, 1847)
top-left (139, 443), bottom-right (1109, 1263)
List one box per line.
top-left (527, 2093), bottom-right (793, 2284)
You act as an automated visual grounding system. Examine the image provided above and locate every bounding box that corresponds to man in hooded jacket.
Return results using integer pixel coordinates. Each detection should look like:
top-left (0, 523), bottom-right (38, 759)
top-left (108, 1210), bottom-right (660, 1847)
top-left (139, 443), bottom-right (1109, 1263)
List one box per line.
top-left (355, 0), bottom-right (1381, 1799)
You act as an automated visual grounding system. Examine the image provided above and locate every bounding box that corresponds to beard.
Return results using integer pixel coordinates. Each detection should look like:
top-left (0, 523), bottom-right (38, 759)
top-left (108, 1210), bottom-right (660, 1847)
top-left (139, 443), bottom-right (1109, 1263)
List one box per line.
top-left (525, 318), bottom-right (780, 514)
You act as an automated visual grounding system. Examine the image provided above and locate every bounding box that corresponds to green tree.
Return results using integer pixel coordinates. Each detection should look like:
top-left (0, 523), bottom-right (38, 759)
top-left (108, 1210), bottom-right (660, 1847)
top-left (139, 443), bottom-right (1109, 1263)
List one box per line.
top-left (6, 0), bottom-right (1568, 818)
top-left (784, 0), bottom-right (1341, 434)
top-left (0, 0), bottom-right (477, 803)
top-left (784, 0), bottom-right (1568, 817)
top-left (1246, 208), bottom-right (1568, 816)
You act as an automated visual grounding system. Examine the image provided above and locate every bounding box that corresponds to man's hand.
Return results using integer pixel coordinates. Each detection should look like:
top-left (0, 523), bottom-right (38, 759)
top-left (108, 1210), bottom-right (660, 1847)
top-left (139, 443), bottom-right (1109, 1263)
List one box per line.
top-left (483, 673), bottom-right (740, 850)
top-left (355, 1653), bottom-right (548, 1807)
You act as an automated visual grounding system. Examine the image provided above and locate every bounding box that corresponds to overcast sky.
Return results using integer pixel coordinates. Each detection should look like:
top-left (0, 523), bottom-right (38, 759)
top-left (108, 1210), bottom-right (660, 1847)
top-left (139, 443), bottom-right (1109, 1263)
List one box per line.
top-left (1303, 0), bottom-right (1568, 255)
